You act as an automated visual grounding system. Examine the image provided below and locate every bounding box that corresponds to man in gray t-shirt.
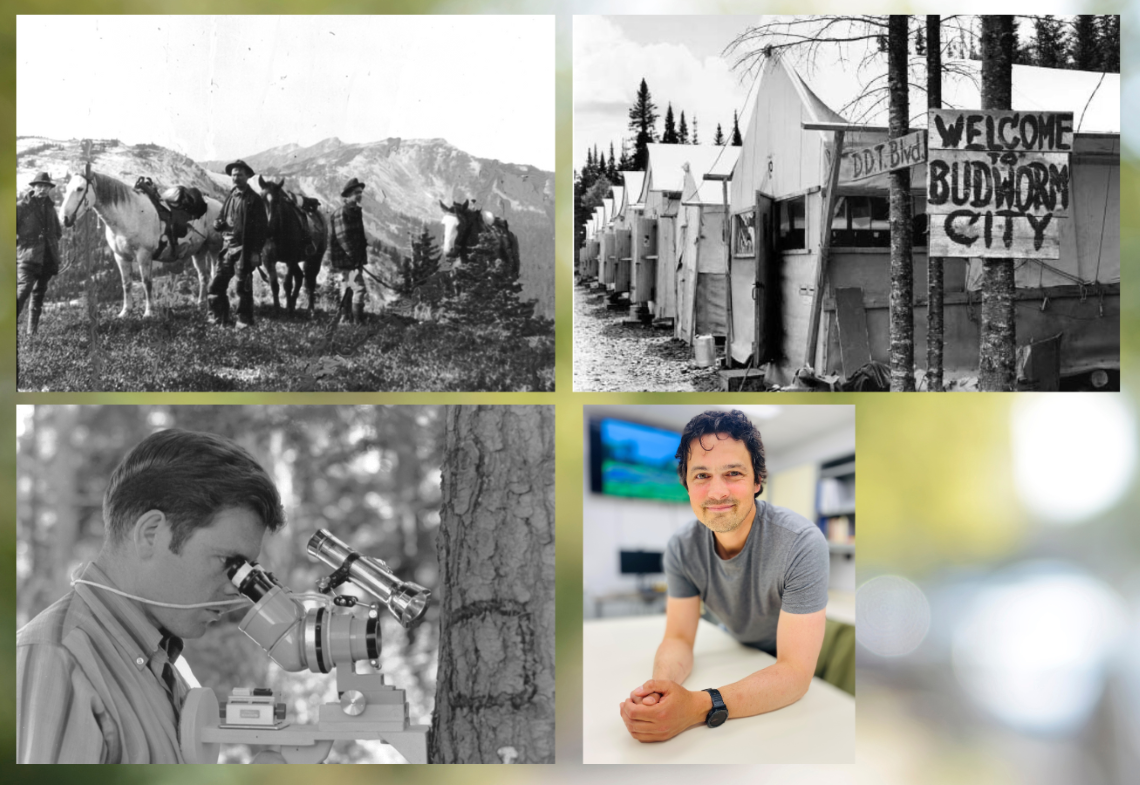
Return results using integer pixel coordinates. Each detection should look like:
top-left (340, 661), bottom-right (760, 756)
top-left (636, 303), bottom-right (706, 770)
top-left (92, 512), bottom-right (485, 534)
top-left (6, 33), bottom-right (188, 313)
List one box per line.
top-left (619, 410), bottom-right (830, 744)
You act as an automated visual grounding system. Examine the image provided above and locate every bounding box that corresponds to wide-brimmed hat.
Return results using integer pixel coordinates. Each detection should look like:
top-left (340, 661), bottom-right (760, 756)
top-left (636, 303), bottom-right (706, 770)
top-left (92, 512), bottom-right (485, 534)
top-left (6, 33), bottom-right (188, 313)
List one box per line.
top-left (341, 177), bottom-right (366, 197)
top-left (225, 159), bottom-right (255, 177)
top-left (29, 172), bottom-right (55, 188)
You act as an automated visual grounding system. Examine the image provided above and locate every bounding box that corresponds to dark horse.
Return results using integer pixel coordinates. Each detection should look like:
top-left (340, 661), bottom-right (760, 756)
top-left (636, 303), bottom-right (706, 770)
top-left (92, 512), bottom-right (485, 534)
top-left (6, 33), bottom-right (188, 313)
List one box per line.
top-left (257, 175), bottom-right (327, 315)
top-left (439, 199), bottom-right (521, 281)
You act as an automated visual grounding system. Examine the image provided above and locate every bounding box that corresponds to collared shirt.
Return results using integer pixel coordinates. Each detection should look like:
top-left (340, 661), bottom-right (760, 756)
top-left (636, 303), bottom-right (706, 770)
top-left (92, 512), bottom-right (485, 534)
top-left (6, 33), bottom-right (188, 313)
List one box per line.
top-left (16, 563), bottom-right (191, 763)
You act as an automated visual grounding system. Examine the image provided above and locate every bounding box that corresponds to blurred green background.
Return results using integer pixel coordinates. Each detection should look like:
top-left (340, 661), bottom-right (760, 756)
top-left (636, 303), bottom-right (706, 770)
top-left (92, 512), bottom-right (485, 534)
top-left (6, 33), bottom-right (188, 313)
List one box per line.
top-left (5, 1), bottom-right (1137, 783)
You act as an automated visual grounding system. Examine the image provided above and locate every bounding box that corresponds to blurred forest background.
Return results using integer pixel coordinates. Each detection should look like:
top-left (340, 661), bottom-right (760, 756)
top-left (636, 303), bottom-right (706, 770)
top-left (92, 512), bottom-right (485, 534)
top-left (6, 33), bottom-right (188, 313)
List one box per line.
top-left (16, 404), bottom-right (443, 764)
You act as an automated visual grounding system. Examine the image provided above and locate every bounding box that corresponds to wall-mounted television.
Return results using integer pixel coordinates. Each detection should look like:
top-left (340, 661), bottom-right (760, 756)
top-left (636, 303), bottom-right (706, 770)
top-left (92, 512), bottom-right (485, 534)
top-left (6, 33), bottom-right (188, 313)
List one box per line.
top-left (588, 418), bottom-right (689, 503)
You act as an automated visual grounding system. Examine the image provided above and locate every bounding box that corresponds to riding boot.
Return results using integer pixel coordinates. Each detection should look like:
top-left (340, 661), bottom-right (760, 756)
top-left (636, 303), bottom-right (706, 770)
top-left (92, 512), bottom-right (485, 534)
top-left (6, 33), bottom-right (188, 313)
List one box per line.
top-left (342, 288), bottom-right (355, 324)
top-left (236, 278), bottom-right (255, 328)
top-left (353, 293), bottom-right (366, 324)
top-left (29, 304), bottom-right (42, 335)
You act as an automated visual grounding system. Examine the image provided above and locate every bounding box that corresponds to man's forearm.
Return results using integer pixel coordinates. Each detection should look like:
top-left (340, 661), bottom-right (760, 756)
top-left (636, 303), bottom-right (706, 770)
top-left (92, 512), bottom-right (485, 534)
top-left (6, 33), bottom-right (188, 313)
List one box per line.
top-left (651, 637), bottom-right (694, 684)
top-left (717, 659), bottom-right (813, 720)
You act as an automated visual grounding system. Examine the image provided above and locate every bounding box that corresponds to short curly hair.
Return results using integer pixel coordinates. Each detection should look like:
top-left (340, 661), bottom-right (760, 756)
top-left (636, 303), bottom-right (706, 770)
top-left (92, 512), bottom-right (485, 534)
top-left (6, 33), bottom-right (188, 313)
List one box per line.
top-left (675, 410), bottom-right (767, 498)
top-left (103, 429), bottom-right (285, 554)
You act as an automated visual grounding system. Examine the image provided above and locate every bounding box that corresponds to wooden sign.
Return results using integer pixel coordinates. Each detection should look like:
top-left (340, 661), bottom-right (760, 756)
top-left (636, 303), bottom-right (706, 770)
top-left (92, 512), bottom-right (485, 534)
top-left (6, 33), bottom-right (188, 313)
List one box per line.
top-left (927, 109), bottom-right (1072, 259)
top-left (840, 129), bottom-right (927, 183)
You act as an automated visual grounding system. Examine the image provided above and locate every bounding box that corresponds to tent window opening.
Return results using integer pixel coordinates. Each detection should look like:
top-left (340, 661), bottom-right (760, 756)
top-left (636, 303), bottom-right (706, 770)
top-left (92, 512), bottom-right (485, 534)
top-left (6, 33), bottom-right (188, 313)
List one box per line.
top-left (777, 196), bottom-right (806, 251)
top-left (831, 196), bottom-right (928, 248)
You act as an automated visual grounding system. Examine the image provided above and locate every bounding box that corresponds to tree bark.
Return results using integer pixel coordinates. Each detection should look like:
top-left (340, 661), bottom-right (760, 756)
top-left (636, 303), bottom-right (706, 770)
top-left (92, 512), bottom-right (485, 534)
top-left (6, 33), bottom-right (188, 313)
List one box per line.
top-left (888, 15), bottom-right (914, 392)
top-left (429, 406), bottom-right (555, 764)
top-left (926, 15), bottom-right (944, 392)
top-left (979, 16), bottom-right (1017, 391)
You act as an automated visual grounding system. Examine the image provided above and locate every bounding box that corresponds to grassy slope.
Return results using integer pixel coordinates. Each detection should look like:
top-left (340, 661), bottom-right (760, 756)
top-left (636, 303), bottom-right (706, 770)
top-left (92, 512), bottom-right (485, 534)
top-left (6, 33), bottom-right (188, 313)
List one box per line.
top-left (16, 297), bottom-right (554, 392)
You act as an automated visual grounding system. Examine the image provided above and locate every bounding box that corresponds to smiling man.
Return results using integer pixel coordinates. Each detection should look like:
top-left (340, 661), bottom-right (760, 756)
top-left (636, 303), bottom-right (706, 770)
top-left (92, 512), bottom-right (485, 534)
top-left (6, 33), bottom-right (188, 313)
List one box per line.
top-left (619, 409), bottom-right (829, 743)
top-left (16, 429), bottom-right (285, 763)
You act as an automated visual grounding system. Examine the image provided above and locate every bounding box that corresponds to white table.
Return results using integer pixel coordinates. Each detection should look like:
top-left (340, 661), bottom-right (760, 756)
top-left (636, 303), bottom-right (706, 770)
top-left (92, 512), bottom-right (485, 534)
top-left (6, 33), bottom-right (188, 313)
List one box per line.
top-left (583, 616), bottom-right (855, 764)
top-left (827, 590), bottom-right (856, 626)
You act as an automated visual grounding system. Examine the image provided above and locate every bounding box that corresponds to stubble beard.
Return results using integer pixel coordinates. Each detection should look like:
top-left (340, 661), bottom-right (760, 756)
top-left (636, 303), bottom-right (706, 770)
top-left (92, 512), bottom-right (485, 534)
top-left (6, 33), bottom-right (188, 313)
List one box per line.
top-left (699, 499), bottom-right (753, 534)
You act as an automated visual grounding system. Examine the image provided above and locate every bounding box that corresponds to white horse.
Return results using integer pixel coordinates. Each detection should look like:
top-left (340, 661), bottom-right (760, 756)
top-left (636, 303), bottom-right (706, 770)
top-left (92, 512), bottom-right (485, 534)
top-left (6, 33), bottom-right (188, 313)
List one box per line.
top-left (60, 171), bottom-right (223, 317)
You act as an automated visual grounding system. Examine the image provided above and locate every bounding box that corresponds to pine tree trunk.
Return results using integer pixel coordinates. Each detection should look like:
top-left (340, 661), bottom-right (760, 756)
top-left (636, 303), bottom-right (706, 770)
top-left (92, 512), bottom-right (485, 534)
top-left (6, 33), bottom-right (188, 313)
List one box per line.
top-left (979, 16), bottom-right (1017, 391)
top-left (926, 15), bottom-right (944, 392)
top-left (888, 15), bottom-right (914, 391)
top-left (429, 406), bottom-right (555, 764)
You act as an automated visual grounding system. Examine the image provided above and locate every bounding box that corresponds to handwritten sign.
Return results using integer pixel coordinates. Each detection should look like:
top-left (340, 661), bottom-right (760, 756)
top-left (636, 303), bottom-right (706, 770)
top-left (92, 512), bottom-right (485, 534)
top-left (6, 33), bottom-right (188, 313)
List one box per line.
top-left (927, 109), bottom-right (1072, 258)
top-left (840, 130), bottom-right (927, 183)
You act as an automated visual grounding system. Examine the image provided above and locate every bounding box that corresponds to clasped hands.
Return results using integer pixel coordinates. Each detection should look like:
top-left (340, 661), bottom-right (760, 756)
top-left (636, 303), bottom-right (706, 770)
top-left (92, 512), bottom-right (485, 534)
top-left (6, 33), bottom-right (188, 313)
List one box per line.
top-left (618, 679), bottom-right (711, 743)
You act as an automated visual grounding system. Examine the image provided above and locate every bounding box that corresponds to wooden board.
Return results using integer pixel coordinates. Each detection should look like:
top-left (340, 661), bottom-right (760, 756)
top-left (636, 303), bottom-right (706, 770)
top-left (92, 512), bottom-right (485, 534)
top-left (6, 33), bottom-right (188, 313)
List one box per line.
top-left (835, 288), bottom-right (872, 376)
top-left (928, 110), bottom-right (1074, 152)
top-left (841, 130), bottom-right (926, 183)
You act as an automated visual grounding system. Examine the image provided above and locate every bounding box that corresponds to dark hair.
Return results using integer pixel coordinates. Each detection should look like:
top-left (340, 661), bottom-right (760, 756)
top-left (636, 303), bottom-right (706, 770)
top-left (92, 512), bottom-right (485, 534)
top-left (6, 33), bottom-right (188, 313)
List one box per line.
top-left (675, 410), bottom-right (768, 498)
top-left (103, 429), bottom-right (285, 553)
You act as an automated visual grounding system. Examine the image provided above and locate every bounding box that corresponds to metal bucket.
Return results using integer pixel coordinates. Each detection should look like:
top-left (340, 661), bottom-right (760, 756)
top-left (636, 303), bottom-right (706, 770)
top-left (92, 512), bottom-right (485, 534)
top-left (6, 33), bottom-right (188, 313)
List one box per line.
top-left (694, 335), bottom-right (716, 368)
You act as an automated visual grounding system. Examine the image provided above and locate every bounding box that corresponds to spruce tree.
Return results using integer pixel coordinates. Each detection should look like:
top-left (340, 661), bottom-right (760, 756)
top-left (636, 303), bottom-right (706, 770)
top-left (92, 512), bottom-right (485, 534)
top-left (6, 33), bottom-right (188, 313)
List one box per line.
top-left (608, 142), bottom-right (619, 180)
top-left (692, 115), bottom-right (699, 145)
top-left (405, 224), bottom-right (442, 301)
top-left (731, 110), bottom-right (743, 146)
top-left (679, 111), bottom-right (689, 144)
top-left (1098, 15), bottom-right (1119, 72)
top-left (1069, 16), bottom-right (1100, 71)
top-left (447, 229), bottom-right (533, 332)
top-left (662, 103), bottom-right (678, 143)
top-left (1034, 15), bottom-right (1068, 69)
top-left (627, 78), bottom-right (658, 170)
top-left (713, 123), bottom-right (725, 146)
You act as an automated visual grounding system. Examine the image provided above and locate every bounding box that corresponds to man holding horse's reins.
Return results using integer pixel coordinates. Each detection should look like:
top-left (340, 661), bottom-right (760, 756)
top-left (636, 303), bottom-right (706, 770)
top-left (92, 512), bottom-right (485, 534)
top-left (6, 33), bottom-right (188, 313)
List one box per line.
top-left (209, 159), bottom-right (268, 328)
top-left (16, 172), bottom-right (63, 335)
top-left (323, 177), bottom-right (369, 324)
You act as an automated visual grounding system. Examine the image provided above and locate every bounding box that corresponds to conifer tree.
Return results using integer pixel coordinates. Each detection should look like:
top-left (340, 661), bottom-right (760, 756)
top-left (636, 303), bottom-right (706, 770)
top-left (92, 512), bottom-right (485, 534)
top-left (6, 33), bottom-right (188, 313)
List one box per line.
top-left (627, 78), bottom-right (658, 170)
top-left (1069, 16), bottom-right (1100, 71)
top-left (662, 103), bottom-right (679, 143)
top-left (1097, 15), bottom-right (1119, 72)
top-left (731, 110), bottom-right (743, 146)
top-left (607, 142), bottom-right (619, 180)
top-left (679, 111), bottom-right (689, 144)
top-left (713, 123), bottom-right (725, 146)
top-left (692, 115), bottom-right (699, 145)
top-left (1033, 15), bottom-right (1068, 69)
top-left (447, 230), bottom-right (533, 332)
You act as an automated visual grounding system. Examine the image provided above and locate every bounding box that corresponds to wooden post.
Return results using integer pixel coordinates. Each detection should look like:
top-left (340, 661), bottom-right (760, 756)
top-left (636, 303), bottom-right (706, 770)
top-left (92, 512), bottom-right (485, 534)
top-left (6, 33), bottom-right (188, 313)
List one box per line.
top-left (705, 173), bottom-right (734, 369)
top-left (805, 130), bottom-right (845, 370)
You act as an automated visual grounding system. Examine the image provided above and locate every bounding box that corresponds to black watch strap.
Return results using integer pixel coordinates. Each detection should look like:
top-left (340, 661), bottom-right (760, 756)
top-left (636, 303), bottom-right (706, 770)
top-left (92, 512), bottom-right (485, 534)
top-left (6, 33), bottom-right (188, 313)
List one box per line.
top-left (704, 688), bottom-right (728, 727)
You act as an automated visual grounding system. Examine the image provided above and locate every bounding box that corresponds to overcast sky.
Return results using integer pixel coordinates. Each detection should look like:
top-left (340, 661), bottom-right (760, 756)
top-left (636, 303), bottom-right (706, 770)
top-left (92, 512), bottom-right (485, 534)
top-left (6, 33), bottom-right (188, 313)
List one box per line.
top-left (573, 15), bottom-right (759, 171)
top-left (17, 15), bottom-right (554, 170)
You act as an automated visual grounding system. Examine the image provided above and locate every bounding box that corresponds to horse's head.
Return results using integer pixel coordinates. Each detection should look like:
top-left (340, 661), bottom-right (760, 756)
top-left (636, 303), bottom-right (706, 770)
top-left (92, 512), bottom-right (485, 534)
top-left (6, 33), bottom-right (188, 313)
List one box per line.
top-left (257, 175), bottom-right (287, 229)
top-left (440, 199), bottom-right (477, 259)
top-left (61, 173), bottom-right (95, 228)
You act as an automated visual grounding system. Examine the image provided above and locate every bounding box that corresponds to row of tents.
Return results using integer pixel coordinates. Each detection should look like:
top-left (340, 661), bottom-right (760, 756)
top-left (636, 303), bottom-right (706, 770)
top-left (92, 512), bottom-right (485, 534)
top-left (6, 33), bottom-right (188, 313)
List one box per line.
top-left (578, 55), bottom-right (1120, 389)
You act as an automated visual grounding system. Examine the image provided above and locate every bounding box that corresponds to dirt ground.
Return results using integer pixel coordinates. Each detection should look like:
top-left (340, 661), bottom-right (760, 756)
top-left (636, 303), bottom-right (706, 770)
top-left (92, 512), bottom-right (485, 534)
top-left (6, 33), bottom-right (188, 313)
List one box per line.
top-left (572, 283), bottom-right (722, 392)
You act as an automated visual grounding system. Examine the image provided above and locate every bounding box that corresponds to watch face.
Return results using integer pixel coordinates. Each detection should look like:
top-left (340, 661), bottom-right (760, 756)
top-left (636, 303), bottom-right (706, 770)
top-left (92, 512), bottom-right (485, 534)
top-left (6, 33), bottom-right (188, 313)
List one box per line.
top-left (708, 708), bottom-right (728, 728)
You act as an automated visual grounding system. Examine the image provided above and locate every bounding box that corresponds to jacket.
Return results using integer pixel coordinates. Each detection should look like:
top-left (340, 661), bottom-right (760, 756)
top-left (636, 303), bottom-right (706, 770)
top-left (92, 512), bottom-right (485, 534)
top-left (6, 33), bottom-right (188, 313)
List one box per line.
top-left (215, 186), bottom-right (268, 254)
top-left (324, 202), bottom-right (367, 271)
top-left (16, 191), bottom-right (62, 274)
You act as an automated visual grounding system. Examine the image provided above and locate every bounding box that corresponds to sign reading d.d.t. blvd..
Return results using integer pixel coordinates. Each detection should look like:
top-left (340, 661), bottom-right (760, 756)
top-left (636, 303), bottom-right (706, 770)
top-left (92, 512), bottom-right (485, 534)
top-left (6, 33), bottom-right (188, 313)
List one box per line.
top-left (927, 109), bottom-right (1072, 259)
top-left (840, 129), bottom-right (927, 183)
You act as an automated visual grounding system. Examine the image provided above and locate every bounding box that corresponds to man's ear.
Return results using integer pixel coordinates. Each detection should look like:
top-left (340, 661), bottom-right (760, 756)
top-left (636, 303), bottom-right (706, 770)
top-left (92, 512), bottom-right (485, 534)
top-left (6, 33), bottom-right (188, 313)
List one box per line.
top-left (131, 510), bottom-right (169, 559)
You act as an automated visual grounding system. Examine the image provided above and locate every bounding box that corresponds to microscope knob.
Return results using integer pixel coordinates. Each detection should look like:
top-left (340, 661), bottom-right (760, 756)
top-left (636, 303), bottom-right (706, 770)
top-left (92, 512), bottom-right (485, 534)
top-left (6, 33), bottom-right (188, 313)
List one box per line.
top-left (340, 690), bottom-right (367, 716)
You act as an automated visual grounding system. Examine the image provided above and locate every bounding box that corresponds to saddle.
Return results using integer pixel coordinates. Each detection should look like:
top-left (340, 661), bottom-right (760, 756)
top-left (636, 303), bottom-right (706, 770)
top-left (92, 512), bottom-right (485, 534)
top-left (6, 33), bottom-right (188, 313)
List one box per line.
top-left (134, 177), bottom-right (208, 261)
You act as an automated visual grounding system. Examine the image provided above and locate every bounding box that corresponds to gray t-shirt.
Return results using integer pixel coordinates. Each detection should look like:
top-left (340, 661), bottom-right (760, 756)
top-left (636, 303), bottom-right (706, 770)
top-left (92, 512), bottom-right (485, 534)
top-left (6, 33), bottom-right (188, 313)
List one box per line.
top-left (664, 500), bottom-right (829, 654)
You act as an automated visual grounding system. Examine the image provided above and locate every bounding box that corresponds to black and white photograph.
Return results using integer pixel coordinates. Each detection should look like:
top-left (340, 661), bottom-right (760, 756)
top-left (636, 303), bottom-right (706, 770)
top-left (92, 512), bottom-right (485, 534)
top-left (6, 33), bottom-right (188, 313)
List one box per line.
top-left (581, 405), bottom-right (855, 763)
top-left (573, 15), bottom-right (1120, 392)
top-left (16, 405), bottom-right (555, 763)
top-left (16, 15), bottom-right (555, 392)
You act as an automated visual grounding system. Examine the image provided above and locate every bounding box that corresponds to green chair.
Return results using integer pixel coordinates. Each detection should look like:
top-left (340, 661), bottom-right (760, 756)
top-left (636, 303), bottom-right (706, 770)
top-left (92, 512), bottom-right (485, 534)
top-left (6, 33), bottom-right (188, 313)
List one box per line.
top-left (814, 619), bottom-right (856, 696)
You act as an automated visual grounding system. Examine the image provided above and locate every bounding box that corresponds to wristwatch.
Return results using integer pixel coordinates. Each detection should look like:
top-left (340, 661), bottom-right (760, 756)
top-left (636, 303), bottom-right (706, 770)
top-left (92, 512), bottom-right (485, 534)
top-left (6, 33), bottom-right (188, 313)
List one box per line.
top-left (703, 688), bottom-right (728, 727)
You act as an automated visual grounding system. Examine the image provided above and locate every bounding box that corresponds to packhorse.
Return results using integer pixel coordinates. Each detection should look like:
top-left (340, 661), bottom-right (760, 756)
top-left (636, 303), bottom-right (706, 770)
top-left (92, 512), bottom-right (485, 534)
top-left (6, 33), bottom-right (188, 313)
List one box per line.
top-left (60, 170), bottom-right (223, 317)
top-left (255, 175), bottom-right (327, 315)
top-left (439, 199), bottom-right (521, 283)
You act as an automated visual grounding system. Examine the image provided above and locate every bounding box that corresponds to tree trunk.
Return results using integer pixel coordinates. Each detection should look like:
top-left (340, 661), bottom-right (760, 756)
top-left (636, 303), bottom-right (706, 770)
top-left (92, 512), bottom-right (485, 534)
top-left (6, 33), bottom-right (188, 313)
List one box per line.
top-left (926, 15), bottom-right (944, 392)
top-left (888, 15), bottom-right (914, 392)
top-left (979, 16), bottom-right (1017, 391)
top-left (429, 406), bottom-right (555, 764)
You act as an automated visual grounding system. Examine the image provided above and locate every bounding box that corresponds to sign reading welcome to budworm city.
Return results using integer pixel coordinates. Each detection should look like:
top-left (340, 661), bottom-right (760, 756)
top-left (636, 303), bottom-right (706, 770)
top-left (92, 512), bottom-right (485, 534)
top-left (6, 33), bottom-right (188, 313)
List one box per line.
top-left (927, 109), bottom-right (1072, 259)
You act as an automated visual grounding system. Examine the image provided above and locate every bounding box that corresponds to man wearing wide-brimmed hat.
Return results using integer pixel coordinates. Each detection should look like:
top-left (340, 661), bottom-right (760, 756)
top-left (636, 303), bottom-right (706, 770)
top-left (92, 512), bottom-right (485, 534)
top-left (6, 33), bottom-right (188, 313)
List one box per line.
top-left (16, 172), bottom-right (63, 335)
top-left (323, 177), bottom-right (369, 323)
top-left (208, 159), bottom-right (268, 328)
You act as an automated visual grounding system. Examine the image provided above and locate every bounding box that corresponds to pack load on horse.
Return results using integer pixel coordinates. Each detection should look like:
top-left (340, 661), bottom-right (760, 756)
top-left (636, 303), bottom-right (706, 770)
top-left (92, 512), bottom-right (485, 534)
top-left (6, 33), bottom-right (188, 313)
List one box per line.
top-left (60, 169), bottom-right (223, 317)
top-left (439, 199), bottom-right (521, 280)
top-left (133, 176), bottom-right (209, 262)
top-left (254, 174), bottom-right (327, 315)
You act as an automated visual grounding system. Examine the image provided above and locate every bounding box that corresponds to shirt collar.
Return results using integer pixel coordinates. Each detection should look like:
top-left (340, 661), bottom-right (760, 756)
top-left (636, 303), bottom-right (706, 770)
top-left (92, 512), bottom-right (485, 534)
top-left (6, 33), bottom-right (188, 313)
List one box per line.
top-left (72, 563), bottom-right (183, 671)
